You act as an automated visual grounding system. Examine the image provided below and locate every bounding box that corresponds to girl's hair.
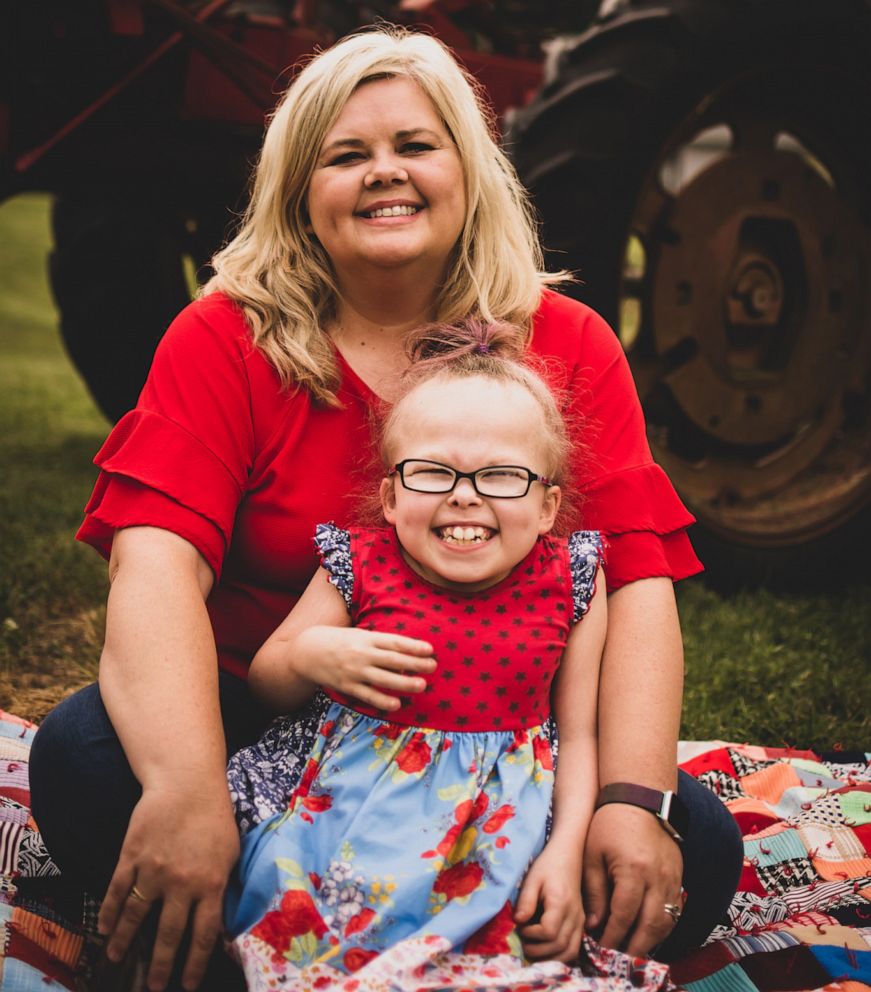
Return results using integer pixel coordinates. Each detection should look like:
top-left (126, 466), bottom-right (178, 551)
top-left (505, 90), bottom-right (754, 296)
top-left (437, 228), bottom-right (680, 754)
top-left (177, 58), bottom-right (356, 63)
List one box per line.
top-left (201, 25), bottom-right (569, 406)
top-left (380, 319), bottom-right (576, 529)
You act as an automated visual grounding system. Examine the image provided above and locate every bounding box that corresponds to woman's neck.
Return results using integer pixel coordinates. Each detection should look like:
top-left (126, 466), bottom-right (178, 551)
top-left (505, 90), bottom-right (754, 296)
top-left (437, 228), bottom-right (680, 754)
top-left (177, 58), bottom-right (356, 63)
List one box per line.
top-left (329, 288), bottom-right (437, 401)
top-left (335, 268), bottom-right (438, 334)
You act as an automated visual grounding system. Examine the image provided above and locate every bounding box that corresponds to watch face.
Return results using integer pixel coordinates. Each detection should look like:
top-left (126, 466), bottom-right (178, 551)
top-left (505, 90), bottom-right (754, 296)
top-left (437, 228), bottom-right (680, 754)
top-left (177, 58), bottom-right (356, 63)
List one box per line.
top-left (660, 790), bottom-right (689, 842)
top-left (659, 815), bottom-right (684, 844)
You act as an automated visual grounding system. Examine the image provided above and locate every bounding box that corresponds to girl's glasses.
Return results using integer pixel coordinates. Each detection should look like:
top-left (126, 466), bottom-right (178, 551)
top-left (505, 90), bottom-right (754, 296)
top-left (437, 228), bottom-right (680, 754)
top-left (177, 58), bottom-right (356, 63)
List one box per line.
top-left (389, 459), bottom-right (551, 499)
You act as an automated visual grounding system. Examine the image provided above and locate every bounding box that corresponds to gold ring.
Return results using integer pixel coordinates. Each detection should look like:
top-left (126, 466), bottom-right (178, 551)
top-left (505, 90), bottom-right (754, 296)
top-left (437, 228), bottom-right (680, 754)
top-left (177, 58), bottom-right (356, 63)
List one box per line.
top-left (129, 884), bottom-right (150, 902)
top-left (663, 902), bottom-right (682, 923)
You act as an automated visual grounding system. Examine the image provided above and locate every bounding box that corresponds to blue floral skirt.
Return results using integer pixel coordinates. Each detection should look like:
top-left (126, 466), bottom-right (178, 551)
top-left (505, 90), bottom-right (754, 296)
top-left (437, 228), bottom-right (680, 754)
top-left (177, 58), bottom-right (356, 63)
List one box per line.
top-left (224, 700), bottom-right (675, 991)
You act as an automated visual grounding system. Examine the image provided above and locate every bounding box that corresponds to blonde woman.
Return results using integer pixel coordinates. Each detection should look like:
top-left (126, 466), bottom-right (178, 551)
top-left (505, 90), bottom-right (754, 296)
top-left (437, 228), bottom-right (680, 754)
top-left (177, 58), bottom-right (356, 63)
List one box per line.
top-left (30, 26), bottom-right (741, 992)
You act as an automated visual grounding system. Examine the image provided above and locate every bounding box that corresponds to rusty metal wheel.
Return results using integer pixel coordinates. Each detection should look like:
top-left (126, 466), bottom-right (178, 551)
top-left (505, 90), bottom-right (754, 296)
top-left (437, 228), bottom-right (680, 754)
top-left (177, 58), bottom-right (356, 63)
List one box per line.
top-left (509, 0), bottom-right (871, 586)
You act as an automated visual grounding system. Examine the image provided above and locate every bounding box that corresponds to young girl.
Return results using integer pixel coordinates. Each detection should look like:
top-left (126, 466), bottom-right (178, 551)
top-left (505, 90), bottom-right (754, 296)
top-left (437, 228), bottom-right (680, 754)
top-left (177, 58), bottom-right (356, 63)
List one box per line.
top-left (223, 323), bottom-right (674, 992)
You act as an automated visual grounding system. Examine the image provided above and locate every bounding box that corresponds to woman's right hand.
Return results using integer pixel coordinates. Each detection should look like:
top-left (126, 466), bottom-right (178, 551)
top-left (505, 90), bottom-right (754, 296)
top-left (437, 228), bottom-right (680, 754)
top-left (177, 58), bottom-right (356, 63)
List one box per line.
top-left (99, 780), bottom-right (239, 992)
top-left (293, 626), bottom-right (436, 711)
top-left (97, 526), bottom-right (231, 991)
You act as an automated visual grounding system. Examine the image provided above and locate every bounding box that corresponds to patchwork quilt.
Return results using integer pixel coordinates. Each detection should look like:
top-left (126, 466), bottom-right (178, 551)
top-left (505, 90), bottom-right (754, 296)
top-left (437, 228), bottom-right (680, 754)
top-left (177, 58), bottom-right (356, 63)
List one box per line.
top-left (2, 711), bottom-right (869, 991)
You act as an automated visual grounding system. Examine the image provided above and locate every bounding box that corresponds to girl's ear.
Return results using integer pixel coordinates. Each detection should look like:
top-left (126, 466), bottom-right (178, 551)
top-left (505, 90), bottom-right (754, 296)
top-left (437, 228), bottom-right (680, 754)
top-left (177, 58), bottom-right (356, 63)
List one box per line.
top-left (380, 477), bottom-right (398, 524)
top-left (538, 485), bottom-right (561, 535)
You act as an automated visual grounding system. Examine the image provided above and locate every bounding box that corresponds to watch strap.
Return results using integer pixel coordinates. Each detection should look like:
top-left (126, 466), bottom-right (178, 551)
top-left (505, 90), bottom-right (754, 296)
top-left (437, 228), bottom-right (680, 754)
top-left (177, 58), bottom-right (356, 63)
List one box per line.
top-left (595, 782), bottom-right (689, 843)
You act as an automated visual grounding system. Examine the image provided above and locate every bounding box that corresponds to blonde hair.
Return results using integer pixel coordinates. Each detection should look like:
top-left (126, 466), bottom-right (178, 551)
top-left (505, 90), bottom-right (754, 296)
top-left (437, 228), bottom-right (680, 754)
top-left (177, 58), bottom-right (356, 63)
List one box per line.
top-left (379, 320), bottom-right (577, 531)
top-left (202, 25), bottom-right (568, 405)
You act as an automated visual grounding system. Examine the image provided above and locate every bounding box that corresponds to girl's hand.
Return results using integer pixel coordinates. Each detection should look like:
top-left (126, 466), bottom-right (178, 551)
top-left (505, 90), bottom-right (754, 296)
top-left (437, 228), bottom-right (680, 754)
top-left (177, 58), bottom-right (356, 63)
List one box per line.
top-left (294, 626), bottom-right (436, 711)
top-left (515, 843), bottom-right (584, 963)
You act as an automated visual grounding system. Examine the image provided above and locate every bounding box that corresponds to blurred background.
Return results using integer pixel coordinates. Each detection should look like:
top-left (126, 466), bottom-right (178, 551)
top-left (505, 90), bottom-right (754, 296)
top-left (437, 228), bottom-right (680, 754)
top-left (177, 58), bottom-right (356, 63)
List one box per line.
top-left (1, 0), bottom-right (869, 746)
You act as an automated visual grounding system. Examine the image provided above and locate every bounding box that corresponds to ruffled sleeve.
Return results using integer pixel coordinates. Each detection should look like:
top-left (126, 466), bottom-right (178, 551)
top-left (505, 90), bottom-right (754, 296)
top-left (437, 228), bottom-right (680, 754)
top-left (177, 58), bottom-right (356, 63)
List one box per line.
top-left (582, 464), bottom-right (701, 589)
top-left (75, 294), bottom-right (259, 579)
top-left (567, 530), bottom-right (604, 622)
top-left (530, 291), bottom-right (703, 591)
top-left (313, 523), bottom-right (354, 614)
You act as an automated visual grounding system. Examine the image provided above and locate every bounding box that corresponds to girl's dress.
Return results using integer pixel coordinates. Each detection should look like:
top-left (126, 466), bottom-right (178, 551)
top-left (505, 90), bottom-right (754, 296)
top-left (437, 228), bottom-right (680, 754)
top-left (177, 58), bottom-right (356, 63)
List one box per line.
top-left (224, 525), bottom-right (674, 992)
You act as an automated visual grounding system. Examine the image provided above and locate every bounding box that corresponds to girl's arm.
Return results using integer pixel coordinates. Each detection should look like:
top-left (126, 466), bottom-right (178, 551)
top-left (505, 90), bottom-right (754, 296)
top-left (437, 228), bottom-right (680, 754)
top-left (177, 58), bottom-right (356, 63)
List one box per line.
top-left (248, 567), bottom-right (436, 714)
top-left (583, 576), bottom-right (684, 956)
top-left (516, 569), bottom-right (606, 961)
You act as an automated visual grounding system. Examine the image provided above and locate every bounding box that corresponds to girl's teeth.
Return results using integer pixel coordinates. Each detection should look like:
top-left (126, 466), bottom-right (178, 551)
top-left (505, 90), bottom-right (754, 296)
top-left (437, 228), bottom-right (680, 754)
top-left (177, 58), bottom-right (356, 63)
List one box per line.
top-left (440, 526), bottom-right (491, 544)
top-left (367, 205), bottom-right (417, 217)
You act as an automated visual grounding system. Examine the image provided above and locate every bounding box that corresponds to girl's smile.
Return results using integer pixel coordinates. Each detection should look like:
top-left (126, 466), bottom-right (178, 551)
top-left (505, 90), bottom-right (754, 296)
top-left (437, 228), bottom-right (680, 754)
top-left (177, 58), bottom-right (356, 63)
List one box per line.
top-left (380, 376), bottom-right (561, 593)
top-left (436, 524), bottom-right (493, 544)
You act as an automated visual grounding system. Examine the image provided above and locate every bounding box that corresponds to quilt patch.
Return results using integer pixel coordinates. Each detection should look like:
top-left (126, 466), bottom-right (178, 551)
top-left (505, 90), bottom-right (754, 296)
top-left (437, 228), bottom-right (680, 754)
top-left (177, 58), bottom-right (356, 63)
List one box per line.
top-left (1, 715), bottom-right (869, 991)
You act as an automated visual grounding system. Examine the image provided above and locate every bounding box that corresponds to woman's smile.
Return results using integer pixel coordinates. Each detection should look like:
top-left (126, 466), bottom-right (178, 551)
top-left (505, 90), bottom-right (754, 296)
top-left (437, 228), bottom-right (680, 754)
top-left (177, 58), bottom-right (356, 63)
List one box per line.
top-left (357, 199), bottom-right (423, 220)
top-left (306, 76), bottom-right (466, 282)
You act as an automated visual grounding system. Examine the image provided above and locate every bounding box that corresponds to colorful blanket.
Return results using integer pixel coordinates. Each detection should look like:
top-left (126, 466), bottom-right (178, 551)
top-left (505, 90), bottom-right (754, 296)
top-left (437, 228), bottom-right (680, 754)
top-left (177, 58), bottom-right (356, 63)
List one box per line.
top-left (2, 711), bottom-right (869, 991)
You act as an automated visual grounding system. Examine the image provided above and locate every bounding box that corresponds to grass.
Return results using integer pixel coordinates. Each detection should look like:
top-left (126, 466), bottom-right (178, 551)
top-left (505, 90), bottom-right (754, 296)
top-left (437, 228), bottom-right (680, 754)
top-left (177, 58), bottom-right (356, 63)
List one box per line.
top-left (1, 193), bottom-right (869, 749)
top-left (677, 579), bottom-right (869, 751)
top-left (0, 193), bottom-right (109, 720)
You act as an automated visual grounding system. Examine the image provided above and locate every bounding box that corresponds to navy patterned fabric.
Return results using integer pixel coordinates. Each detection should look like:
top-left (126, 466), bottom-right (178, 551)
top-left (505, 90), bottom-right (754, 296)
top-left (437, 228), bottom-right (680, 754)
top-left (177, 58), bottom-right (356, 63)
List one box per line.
top-left (313, 522), bottom-right (354, 612)
top-left (227, 693), bottom-right (331, 835)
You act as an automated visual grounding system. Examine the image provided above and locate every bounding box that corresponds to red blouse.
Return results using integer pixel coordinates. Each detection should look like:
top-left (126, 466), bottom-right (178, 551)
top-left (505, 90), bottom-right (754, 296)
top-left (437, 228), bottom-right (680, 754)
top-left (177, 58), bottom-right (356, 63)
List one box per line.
top-left (77, 290), bottom-right (701, 679)
top-left (331, 528), bottom-right (575, 732)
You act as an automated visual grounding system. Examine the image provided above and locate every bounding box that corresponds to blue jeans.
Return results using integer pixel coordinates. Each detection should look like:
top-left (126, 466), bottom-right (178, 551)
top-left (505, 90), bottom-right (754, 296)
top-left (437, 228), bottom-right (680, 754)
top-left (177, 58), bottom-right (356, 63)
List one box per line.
top-left (29, 682), bottom-right (742, 963)
top-left (30, 676), bottom-right (266, 894)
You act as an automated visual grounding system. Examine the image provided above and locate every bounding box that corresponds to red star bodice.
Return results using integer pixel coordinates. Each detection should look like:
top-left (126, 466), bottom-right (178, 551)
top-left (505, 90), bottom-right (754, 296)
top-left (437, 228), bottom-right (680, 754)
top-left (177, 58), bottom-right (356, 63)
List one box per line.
top-left (326, 528), bottom-right (575, 732)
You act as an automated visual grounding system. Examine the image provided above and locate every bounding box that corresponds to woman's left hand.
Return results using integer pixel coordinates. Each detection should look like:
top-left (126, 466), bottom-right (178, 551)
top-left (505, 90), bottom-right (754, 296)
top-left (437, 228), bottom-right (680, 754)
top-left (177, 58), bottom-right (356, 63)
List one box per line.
top-left (582, 803), bottom-right (683, 956)
top-left (516, 844), bottom-right (584, 963)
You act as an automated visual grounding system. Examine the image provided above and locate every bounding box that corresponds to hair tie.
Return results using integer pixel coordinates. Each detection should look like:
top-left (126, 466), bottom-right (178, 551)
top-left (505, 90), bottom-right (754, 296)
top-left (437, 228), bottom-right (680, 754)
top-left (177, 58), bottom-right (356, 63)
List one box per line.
top-left (474, 343), bottom-right (491, 355)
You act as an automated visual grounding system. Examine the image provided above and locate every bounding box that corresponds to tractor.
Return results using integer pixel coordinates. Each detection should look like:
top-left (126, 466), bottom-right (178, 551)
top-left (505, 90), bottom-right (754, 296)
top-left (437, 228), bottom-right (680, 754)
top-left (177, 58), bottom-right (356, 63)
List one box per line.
top-left (3, 0), bottom-right (870, 585)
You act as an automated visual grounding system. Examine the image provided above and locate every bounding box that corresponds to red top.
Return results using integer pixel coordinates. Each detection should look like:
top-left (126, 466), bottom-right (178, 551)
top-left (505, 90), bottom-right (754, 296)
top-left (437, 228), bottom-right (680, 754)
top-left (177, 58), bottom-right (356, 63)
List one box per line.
top-left (77, 290), bottom-right (701, 679)
top-left (330, 528), bottom-right (575, 732)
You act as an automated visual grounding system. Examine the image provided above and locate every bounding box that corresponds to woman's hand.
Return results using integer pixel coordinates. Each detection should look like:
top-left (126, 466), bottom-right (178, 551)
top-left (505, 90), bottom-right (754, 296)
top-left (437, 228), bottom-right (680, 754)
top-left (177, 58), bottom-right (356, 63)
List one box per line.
top-left (98, 781), bottom-right (239, 991)
top-left (515, 843), bottom-right (584, 963)
top-left (583, 803), bottom-right (683, 956)
top-left (293, 626), bottom-right (436, 711)
top-left (98, 526), bottom-right (231, 990)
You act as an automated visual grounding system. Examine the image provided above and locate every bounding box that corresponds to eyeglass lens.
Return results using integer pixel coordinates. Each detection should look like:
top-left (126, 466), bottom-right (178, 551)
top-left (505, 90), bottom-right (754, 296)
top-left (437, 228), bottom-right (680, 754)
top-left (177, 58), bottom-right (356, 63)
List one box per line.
top-left (399, 460), bottom-right (533, 497)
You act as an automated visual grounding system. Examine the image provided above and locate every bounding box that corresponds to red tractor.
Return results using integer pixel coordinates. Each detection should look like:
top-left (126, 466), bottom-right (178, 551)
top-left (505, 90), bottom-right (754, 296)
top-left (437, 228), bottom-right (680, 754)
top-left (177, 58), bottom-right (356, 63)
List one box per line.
top-left (3, 0), bottom-right (870, 585)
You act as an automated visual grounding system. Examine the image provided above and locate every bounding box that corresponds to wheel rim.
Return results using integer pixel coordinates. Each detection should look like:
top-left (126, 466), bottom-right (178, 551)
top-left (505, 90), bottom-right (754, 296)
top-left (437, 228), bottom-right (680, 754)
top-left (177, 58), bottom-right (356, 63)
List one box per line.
top-left (620, 68), bottom-right (871, 547)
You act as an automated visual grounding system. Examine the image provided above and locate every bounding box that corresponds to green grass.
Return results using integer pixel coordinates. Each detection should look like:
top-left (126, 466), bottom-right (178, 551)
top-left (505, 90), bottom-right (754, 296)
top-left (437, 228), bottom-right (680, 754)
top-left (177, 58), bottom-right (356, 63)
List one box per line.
top-left (0, 193), bottom-right (109, 718)
top-left (0, 193), bottom-right (869, 749)
top-left (677, 579), bottom-right (870, 751)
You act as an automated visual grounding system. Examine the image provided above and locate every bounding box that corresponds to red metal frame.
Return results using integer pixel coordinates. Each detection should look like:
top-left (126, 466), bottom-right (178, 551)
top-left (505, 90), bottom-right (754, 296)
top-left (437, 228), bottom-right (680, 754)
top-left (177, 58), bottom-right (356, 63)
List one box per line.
top-left (11, 0), bottom-right (545, 177)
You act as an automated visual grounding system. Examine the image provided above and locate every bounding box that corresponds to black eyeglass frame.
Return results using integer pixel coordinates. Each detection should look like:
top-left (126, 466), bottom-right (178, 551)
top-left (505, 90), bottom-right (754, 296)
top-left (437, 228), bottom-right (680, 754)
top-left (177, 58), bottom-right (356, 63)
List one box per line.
top-left (388, 458), bottom-right (552, 499)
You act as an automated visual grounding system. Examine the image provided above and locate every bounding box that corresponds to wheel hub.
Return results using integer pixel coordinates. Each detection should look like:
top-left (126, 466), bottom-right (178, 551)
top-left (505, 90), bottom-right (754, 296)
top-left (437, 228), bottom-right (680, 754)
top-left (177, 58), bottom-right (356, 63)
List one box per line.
top-left (623, 103), bottom-right (871, 545)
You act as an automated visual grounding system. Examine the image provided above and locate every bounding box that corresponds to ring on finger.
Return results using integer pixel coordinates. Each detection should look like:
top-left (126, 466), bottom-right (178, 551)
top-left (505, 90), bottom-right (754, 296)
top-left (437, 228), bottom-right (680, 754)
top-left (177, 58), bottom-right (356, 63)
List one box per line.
top-left (663, 902), bottom-right (682, 923)
top-left (129, 884), bottom-right (151, 903)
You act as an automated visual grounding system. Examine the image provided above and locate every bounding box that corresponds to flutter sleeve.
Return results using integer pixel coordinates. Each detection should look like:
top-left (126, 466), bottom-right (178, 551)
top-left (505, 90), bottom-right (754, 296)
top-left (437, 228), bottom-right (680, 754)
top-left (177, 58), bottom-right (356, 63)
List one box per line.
top-left (567, 530), bottom-right (605, 622)
top-left (76, 294), bottom-right (258, 579)
top-left (536, 292), bottom-right (704, 590)
top-left (313, 523), bottom-right (354, 614)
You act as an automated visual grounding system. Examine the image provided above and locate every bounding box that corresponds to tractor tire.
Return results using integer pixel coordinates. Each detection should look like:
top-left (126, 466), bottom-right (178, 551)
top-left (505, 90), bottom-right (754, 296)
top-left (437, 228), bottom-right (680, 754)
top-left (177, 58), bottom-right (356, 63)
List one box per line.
top-left (507, 0), bottom-right (871, 589)
top-left (49, 186), bottom-right (231, 423)
top-left (49, 188), bottom-right (192, 423)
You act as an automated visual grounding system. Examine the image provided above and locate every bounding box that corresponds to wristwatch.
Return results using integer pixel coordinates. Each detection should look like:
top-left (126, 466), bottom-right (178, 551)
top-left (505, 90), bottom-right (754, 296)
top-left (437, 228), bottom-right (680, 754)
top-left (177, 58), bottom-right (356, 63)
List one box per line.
top-left (595, 783), bottom-right (689, 843)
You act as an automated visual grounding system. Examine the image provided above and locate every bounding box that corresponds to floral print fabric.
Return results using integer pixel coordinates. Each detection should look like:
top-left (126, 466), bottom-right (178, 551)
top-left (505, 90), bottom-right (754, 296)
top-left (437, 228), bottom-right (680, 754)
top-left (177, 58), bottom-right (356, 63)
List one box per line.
top-left (225, 704), bottom-right (673, 991)
top-left (224, 526), bottom-right (675, 989)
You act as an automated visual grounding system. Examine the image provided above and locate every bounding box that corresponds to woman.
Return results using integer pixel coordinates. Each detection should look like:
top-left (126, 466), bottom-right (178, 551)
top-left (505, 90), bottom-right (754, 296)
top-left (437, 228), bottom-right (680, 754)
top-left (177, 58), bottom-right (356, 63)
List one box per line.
top-left (29, 26), bottom-right (742, 992)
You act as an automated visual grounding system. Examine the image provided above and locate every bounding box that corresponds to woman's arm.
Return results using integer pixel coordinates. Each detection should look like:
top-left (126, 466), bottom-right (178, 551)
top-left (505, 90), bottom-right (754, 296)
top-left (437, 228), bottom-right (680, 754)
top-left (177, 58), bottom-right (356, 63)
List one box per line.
top-left (583, 576), bottom-right (685, 956)
top-left (248, 567), bottom-right (437, 715)
top-left (97, 526), bottom-right (239, 992)
top-left (516, 570), bottom-right (606, 961)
